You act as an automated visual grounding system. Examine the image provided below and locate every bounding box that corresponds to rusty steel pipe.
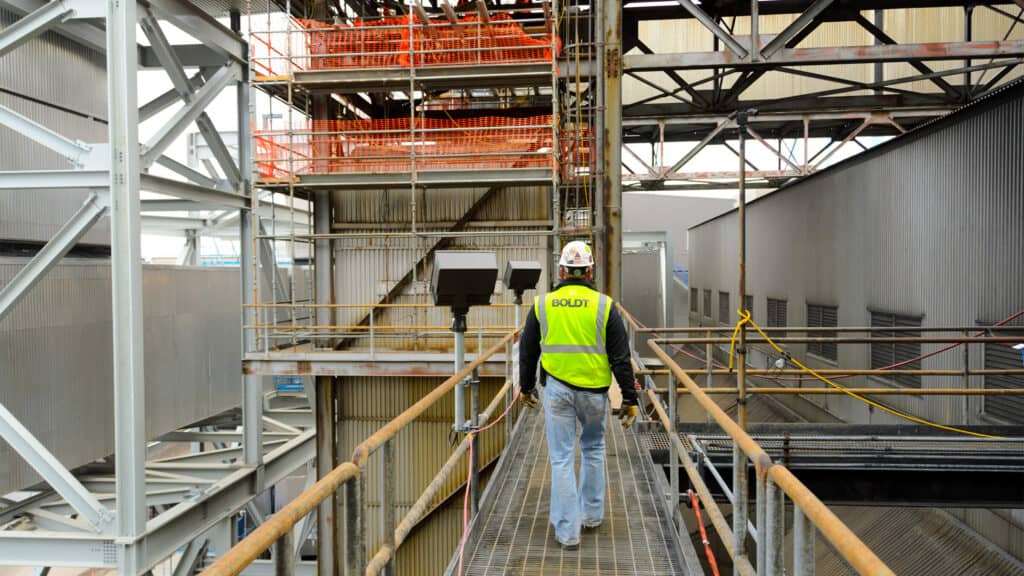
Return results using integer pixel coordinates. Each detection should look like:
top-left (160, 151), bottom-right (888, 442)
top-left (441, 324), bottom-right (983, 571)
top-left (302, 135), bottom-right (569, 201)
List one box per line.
top-left (199, 462), bottom-right (360, 576)
top-left (648, 340), bottom-right (896, 576)
top-left (645, 389), bottom-right (757, 576)
top-left (350, 332), bottom-right (515, 467)
top-left (650, 386), bottom-right (1024, 396)
top-left (365, 381), bottom-right (512, 575)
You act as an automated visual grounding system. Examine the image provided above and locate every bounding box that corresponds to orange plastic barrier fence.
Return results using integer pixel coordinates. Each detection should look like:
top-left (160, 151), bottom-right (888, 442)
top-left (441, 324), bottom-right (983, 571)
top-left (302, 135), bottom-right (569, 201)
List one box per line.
top-left (255, 115), bottom-right (556, 178)
top-left (300, 13), bottom-right (560, 71)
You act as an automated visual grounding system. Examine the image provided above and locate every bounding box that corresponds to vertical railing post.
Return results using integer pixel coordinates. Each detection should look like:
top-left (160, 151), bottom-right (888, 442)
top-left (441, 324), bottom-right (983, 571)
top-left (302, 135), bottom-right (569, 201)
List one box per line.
top-left (793, 506), bottom-right (815, 576)
top-left (766, 477), bottom-right (785, 576)
top-left (275, 529), bottom-right (295, 576)
top-left (667, 371), bottom-right (680, 531)
top-left (505, 336), bottom-right (514, 440)
top-left (961, 330), bottom-right (970, 425)
top-left (380, 439), bottom-right (396, 576)
top-left (345, 474), bottom-right (366, 575)
top-left (755, 468), bottom-right (766, 575)
top-left (470, 368), bottom-right (481, 516)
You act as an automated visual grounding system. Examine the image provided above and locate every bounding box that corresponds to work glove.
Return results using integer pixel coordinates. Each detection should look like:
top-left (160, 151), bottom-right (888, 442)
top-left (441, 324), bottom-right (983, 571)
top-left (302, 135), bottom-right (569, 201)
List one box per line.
top-left (617, 401), bottom-right (639, 427)
top-left (519, 389), bottom-right (540, 409)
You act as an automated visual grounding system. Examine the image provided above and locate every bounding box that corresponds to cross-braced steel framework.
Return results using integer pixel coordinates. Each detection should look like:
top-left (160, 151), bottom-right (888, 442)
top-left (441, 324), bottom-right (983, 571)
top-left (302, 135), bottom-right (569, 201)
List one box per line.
top-left (611, 0), bottom-right (1024, 191)
top-left (0, 1), bottom-right (317, 573)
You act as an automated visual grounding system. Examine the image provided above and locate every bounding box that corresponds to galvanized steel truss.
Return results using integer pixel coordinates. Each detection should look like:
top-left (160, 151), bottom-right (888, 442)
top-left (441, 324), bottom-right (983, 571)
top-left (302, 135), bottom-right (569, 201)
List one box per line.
top-left (0, 2), bottom-right (306, 574)
top-left (614, 0), bottom-right (1024, 191)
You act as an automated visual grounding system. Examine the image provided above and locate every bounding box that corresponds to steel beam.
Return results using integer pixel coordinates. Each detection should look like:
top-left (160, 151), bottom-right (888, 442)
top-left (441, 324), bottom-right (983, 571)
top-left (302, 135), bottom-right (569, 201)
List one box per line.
top-left (0, 398), bottom-right (112, 532)
top-left (0, 532), bottom-right (118, 567)
top-left (140, 65), bottom-right (234, 168)
top-left (663, 118), bottom-right (730, 176)
top-left (0, 192), bottom-right (105, 323)
top-left (0, 0), bottom-right (73, 57)
top-left (674, 0), bottom-right (748, 59)
top-left (625, 40), bottom-right (1024, 70)
top-left (0, 104), bottom-right (93, 166)
top-left (760, 0), bottom-right (835, 59)
top-left (0, 0), bottom-right (104, 51)
top-left (138, 72), bottom-right (204, 122)
top-left (140, 13), bottom-right (241, 186)
top-left (142, 0), bottom-right (245, 63)
top-left (141, 174), bottom-right (248, 209)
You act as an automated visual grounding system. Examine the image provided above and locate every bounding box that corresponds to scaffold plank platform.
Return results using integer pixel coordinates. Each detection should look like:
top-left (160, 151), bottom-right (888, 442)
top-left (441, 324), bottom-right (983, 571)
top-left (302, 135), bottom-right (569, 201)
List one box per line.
top-left (453, 408), bottom-right (690, 575)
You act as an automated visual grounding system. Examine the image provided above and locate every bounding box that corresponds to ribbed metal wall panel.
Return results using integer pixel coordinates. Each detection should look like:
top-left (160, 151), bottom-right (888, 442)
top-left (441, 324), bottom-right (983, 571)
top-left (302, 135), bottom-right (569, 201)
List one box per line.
top-left (0, 259), bottom-right (242, 494)
top-left (331, 234), bottom-right (549, 345)
top-left (0, 8), bottom-right (106, 118)
top-left (687, 85), bottom-right (1024, 559)
top-left (0, 7), bottom-right (109, 245)
top-left (331, 186), bottom-right (549, 225)
top-left (335, 376), bottom-right (508, 572)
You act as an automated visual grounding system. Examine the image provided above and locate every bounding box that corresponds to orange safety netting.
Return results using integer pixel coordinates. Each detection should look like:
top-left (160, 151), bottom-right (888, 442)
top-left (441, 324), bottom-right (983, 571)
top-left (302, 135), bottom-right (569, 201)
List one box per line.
top-left (300, 13), bottom-right (560, 71)
top-left (255, 115), bottom-right (554, 178)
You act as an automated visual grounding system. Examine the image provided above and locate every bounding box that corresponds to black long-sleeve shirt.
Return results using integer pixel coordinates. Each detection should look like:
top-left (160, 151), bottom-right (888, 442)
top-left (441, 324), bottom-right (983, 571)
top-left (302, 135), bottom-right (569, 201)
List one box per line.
top-left (519, 279), bottom-right (638, 405)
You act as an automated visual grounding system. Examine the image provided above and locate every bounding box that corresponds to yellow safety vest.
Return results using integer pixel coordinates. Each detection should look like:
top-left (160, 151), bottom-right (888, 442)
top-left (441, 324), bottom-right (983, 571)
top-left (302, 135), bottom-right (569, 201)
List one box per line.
top-left (535, 284), bottom-right (613, 390)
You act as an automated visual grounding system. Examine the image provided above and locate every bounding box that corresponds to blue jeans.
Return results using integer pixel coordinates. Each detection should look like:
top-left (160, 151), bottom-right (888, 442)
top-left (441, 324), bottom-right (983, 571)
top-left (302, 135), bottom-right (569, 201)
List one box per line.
top-left (543, 374), bottom-right (608, 545)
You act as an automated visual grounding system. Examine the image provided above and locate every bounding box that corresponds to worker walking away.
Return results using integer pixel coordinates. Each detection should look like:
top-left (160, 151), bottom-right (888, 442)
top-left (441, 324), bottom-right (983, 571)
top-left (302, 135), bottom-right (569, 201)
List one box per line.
top-left (517, 240), bottom-right (640, 550)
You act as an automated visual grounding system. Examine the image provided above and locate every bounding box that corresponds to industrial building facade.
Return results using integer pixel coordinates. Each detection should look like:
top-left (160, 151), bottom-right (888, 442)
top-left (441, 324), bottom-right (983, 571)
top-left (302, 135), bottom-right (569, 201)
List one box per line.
top-left (687, 80), bottom-right (1024, 560)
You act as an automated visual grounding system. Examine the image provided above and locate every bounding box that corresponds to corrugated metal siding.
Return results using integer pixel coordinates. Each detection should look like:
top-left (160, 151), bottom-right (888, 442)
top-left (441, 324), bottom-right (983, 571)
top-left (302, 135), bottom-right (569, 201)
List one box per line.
top-left (811, 507), bottom-right (1024, 576)
top-left (0, 7), bottom-right (109, 245)
top-left (335, 376), bottom-right (508, 572)
top-left (0, 259), bottom-right (241, 493)
top-left (688, 85), bottom-right (1024, 559)
top-left (331, 186), bottom-right (549, 224)
top-left (630, 9), bottom-right (1024, 104)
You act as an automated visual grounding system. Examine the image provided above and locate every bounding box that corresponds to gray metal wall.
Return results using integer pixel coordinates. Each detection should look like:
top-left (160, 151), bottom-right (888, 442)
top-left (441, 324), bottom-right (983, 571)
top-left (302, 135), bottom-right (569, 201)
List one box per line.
top-left (622, 193), bottom-right (733, 269)
top-left (0, 7), bottom-right (109, 246)
top-left (686, 84), bottom-right (1024, 559)
top-left (0, 259), bottom-right (242, 494)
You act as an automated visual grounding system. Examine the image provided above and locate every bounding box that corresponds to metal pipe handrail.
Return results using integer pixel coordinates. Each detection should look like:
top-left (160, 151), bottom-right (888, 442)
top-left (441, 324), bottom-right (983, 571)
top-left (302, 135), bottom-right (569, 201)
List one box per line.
top-left (648, 340), bottom-right (896, 576)
top-left (200, 331), bottom-right (516, 576)
top-left (655, 336), bottom-right (1024, 344)
top-left (636, 368), bottom-right (1024, 376)
top-left (641, 325), bottom-right (1024, 333)
top-left (648, 386), bottom-right (1024, 396)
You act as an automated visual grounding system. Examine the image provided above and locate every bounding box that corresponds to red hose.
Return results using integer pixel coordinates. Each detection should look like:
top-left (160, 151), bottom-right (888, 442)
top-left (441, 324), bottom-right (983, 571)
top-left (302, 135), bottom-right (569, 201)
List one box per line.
top-left (688, 489), bottom-right (720, 576)
top-left (457, 385), bottom-right (521, 576)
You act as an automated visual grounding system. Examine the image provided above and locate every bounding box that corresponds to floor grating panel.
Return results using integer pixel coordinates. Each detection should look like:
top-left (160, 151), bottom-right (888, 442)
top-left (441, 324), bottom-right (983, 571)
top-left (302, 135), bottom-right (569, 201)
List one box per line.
top-left (460, 408), bottom-right (688, 575)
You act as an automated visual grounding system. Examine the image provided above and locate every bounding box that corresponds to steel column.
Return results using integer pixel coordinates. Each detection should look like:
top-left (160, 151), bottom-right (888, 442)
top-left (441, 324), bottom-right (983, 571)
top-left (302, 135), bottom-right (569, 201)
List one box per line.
top-left (107, 0), bottom-right (146, 572)
top-left (603, 0), bottom-right (623, 300)
top-left (315, 379), bottom-right (336, 576)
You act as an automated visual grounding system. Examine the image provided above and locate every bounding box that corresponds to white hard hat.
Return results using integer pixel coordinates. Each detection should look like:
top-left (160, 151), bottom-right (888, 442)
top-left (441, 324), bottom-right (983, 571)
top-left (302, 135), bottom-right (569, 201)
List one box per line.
top-left (559, 240), bottom-right (594, 268)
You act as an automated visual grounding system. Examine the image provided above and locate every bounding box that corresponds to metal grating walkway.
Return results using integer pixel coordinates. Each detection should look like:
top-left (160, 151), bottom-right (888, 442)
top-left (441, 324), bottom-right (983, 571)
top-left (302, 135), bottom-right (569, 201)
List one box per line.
top-left (457, 408), bottom-right (689, 575)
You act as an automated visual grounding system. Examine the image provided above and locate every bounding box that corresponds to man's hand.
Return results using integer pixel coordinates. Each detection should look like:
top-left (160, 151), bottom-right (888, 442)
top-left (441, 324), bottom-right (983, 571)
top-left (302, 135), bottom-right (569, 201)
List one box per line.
top-left (519, 389), bottom-right (539, 409)
top-left (618, 401), bottom-right (639, 427)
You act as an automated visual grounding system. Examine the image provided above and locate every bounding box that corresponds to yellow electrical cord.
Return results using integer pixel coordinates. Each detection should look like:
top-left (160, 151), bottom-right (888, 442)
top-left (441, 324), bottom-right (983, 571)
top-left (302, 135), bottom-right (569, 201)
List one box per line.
top-left (728, 309), bottom-right (1002, 440)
